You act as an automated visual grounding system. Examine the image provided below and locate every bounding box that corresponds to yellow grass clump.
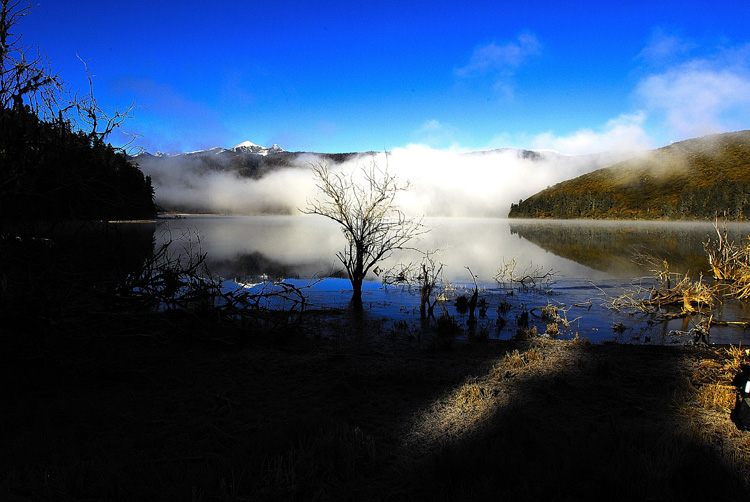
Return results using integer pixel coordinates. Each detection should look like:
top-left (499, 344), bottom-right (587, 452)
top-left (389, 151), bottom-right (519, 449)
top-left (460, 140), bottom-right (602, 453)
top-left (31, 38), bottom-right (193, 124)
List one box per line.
top-left (456, 382), bottom-right (492, 406)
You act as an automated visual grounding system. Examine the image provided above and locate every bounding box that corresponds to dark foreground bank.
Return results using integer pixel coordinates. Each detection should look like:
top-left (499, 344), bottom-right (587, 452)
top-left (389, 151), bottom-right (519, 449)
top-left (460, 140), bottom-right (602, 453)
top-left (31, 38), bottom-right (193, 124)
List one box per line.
top-left (2, 307), bottom-right (750, 501)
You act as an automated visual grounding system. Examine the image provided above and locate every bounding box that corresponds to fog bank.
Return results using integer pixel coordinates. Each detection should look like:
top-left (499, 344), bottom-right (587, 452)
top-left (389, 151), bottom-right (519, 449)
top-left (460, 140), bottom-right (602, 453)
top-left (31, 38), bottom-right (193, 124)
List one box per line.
top-left (139, 145), bottom-right (636, 218)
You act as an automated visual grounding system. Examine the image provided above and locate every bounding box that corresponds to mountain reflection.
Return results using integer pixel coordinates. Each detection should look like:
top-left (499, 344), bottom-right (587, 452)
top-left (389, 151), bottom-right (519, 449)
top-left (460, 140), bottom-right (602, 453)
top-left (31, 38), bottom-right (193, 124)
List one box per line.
top-left (509, 220), bottom-right (750, 278)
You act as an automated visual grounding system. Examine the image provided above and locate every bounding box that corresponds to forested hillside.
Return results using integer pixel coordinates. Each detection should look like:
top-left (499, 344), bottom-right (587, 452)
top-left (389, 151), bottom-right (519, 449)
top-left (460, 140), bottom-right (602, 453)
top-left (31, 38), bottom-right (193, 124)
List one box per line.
top-left (1, 107), bottom-right (155, 220)
top-left (508, 131), bottom-right (750, 220)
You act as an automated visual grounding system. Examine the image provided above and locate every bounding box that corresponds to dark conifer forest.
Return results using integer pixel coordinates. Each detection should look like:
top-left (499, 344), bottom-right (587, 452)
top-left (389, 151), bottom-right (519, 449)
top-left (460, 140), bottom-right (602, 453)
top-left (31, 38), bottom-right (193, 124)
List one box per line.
top-left (0, 106), bottom-right (155, 220)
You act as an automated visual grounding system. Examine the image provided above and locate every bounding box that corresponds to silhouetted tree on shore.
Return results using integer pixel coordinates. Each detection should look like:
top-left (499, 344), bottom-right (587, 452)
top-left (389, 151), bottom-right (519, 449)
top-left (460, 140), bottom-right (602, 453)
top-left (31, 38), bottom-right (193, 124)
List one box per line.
top-left (303, 161), bottom-right (424, 308)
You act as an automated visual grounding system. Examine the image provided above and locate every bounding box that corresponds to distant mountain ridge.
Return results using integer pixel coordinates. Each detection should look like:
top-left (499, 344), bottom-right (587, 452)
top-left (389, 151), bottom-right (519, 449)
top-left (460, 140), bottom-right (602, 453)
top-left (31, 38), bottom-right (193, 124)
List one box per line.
top-left (135, 140), bottom-right (287, 161)
top-left (131, 141), bottom-right (364, 182)
top-left (508, 130), bottom-right (750, 220)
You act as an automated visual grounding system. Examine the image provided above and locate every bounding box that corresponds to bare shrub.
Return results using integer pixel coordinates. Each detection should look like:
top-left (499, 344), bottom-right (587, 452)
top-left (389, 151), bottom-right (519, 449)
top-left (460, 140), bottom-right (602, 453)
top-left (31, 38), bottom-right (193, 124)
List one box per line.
top-left (704, 220), bottom-right (750, 299)
top-left (495, 257), bottom-right (556, 290)
top-left (382, 250), bottom-right (445, 320)
top-left (116, 226), bottom-right (307, 338)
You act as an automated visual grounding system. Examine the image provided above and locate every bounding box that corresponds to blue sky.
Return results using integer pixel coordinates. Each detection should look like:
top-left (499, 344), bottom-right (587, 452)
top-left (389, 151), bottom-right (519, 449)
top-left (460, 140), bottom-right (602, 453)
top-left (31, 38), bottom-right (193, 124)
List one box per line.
top-left (19, 0), bottom-right (750, 154)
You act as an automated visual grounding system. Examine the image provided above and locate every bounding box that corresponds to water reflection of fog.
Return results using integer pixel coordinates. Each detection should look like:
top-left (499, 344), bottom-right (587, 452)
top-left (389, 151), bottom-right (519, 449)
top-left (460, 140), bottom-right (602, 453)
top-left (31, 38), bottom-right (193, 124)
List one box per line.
top-left (154, 216), bottom-right (740, 283)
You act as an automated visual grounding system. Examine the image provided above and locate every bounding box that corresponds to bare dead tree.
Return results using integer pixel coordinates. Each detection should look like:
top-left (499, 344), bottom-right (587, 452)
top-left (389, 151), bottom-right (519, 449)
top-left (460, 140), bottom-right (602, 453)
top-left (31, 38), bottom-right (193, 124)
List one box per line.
top-left (302, 160), bottom-right (426, 308)
top-left (68, 54), bottom-right (138, 146)
top-left (0, 0), bottom-right (137, 148)
top-left (0, 0), bottom-right (62, 113)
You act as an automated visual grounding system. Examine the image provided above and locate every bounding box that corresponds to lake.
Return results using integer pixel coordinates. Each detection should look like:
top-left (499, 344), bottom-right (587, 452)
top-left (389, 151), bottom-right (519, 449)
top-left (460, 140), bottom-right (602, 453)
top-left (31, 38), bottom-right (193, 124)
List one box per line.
top-left (155, 216), bottom-right (750, 345)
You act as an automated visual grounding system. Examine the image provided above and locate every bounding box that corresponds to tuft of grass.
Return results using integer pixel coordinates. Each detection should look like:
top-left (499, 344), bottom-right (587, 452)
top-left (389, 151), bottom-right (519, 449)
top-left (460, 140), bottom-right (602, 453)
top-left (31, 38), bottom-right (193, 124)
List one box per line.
top-left (468, 325), bottom-right (491, 342)
top-left (724, 345), bottom-right (750, 378)
top-left (572, 332), bottom-right (590, 344)
top-left (694, 382), bottom-right (737, 412)
top-left (503, 349), bottom-right (526, 369)
top-left (514, 326), bottom-right (538, 340)
top-left (454, 295), bottom-right (469, 314)
top-left (525, 346), bottom-right (544, 364)
top-left (545, 323), bottom-right (559, 338)
top-left (456, 382), bottom-right (492, 406)
top-left (498, 347), bottom-right (544, 371)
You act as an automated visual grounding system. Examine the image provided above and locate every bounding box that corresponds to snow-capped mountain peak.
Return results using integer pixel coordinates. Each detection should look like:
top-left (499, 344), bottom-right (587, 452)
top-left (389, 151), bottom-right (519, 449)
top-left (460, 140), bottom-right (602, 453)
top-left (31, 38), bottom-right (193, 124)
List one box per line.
top-left (233, 140), bottom-right (262, 150)
top-left (134, 142), bottom-right (287, 159)
top-left (231, 141), bottom-right (286, 156)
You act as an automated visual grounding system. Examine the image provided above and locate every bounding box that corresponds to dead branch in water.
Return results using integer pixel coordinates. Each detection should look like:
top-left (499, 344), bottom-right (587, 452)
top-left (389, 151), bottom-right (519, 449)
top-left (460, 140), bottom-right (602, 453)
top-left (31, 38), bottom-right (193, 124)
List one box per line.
top-left (115, 226), bottom-right (308, 338)
top-left (601, 263), bottom-right (714, 318)
top-left (602, 219), bottom-right (750, 343)
top-left (530, 301), bottom-right (581, 329)
top-left (381, 249), bottom-right (446, 320)
top-left (495, 258), bottom-right (557, 290)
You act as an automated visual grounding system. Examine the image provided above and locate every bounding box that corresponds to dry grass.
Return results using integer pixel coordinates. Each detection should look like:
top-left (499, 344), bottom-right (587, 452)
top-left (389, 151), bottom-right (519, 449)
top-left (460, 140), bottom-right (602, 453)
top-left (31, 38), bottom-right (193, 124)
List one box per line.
top-left (694, 382), bottom-right (737, 411)
top-left (494, 346), bottom-right (545, 372)
top-left (673, 344), bottom-right (750, 489)
top-left (545, 322), bottom-right (560, 337)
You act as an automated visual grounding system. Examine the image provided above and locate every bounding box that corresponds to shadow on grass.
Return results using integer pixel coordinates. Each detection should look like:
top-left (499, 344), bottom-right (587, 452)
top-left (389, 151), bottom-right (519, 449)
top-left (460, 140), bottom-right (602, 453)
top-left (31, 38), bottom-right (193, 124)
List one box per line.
top-left (394, 343), bottom-right (750, 501)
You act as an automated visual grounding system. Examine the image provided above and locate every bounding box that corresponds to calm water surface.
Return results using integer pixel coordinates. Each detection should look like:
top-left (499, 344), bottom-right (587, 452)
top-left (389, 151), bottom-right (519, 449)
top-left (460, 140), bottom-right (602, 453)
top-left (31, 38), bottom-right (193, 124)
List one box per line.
top-left (158, 216), bottom-right (750, 345)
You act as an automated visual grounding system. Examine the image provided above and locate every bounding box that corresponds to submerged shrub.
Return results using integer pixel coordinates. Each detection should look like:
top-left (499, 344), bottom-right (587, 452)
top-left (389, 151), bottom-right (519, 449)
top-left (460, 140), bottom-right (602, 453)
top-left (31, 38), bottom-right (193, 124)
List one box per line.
top-left (454, 294), bottom-right (469, 314)
top-left (434, 311), bottom-right (460, 349)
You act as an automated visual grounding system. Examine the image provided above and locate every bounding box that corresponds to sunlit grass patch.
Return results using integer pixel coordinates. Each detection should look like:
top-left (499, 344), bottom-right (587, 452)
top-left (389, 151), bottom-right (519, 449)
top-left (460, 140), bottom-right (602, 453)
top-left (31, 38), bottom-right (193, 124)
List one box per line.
top-left (493, 346), bottom-right (546, 374)
top-left (683, 345), bottom-right (750, 420)
top-left (693, 381), bottom-right (737, 412)
top-left (670, 344), bottom-right (750, 490)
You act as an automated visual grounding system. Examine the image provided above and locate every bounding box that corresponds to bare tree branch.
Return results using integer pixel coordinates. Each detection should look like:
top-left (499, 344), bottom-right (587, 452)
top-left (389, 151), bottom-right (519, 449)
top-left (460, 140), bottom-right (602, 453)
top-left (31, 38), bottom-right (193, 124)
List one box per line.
top-left (1, 0), bottom-right (137, 150)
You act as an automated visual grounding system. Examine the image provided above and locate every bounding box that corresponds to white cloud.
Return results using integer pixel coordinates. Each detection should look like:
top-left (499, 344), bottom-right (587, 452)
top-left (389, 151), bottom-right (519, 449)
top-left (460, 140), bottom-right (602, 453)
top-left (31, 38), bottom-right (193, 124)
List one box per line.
top-left (637, 29), bottom-right (695, 66)
top-left (455, 33), bottom-right (541, 78)
top-left (143, 143), bottom-right (620, 219)
top-left (530, 112), bottom-right (654, 155)
top-left (636, 61), bottom-right (750, 140)
top-left (412, 119), bottom-right (460, 149)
